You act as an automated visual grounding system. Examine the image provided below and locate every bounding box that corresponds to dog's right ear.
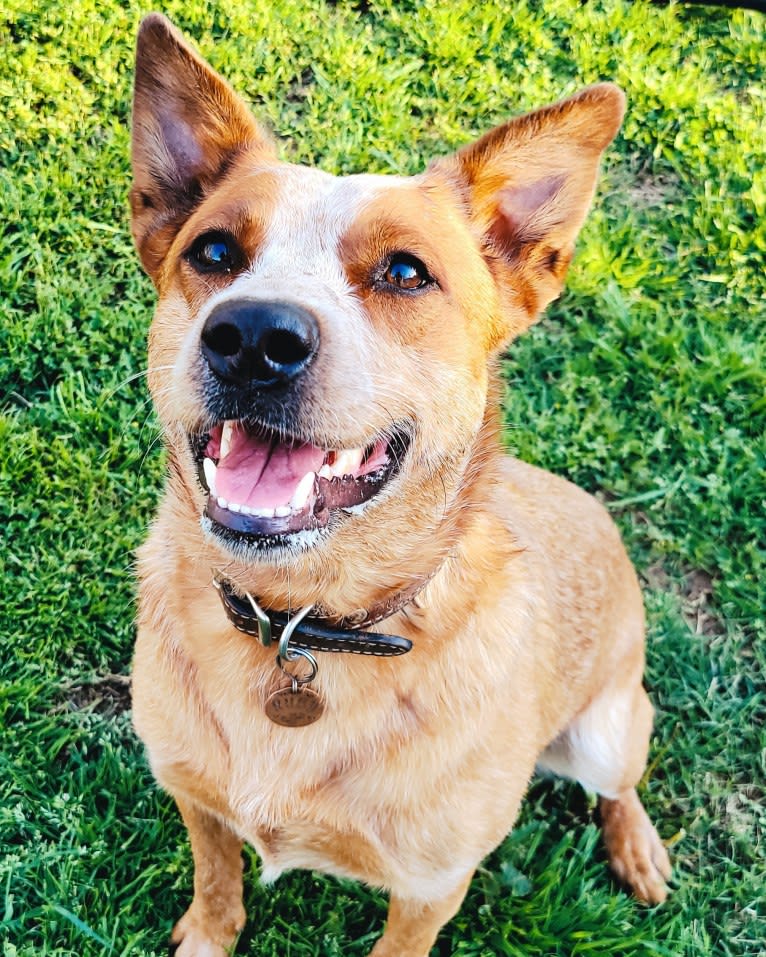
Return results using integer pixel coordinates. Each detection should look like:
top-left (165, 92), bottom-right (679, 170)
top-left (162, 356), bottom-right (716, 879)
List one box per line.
top-left (130, 13), bottom-right (274, 281)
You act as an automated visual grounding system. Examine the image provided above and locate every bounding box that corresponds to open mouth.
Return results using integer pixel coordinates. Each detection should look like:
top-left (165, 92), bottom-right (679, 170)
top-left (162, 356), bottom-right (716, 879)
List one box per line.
top-left (194, 420), bottom-right (410, 540)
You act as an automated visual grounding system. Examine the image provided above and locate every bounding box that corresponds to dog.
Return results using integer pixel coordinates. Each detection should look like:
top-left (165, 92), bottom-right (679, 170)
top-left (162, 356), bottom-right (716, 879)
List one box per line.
top-left (129, 14), bottom-right (671, 956)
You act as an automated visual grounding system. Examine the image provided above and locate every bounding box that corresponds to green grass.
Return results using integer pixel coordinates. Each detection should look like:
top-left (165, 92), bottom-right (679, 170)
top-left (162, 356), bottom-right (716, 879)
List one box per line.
top-left (1, 0), bottom-right (764, 954)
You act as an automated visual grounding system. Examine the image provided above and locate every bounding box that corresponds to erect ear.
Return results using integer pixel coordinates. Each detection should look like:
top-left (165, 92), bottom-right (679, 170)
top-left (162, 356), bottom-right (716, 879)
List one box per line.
top-left (130, 13), bottom-right (275, 281)
top-left (437, 83), bottom-right (625, 339)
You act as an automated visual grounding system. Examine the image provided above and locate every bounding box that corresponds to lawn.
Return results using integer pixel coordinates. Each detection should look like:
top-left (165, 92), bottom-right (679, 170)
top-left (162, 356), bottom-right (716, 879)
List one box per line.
top-left (1, 0), bottom-right (764, 955)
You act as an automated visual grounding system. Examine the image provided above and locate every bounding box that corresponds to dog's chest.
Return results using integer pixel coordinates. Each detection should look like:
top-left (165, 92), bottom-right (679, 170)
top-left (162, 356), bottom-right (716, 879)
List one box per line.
top-left (140, 592), bottom-right (540, 894)
top-left (209, 676), bottom-right (506, 896)
top-left (212, 732), bottom-right (396, 891)
top-left (231, 753), bottom-right (394, 887)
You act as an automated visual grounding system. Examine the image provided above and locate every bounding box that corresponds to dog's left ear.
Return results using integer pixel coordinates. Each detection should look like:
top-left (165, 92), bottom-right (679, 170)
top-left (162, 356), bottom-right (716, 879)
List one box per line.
top-left (130, 13), bottom-right (275, 281)
top-left (437, 83), bottom-right (625, 341)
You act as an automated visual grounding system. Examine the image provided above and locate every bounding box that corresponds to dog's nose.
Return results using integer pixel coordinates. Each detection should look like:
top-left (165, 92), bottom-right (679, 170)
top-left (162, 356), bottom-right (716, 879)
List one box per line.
top-left (201, 300), bottom-right (319, 388)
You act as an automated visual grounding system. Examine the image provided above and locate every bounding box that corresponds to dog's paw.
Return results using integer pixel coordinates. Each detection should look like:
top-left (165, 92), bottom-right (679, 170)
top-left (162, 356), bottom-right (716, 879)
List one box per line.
top-left (168, 905), bottom-right (244, 957)
top-left (168, 931), bottom-right (227, 957)
top-left (600, 790), bottom-right (672, 905)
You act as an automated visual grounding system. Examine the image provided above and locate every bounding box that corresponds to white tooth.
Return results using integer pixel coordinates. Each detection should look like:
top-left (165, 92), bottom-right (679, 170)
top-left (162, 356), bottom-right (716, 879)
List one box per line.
top-left (341, 503), bottom-right (367, 515)
top-left (217, 496), bottom-right (229, 509)
top-left (229, 502), bottom-right (242, 513)
top-left (203, 458), bottom-right (217, 496)
top-left (254, 507), bottom-right (275, 518)
top-left (318, 464), bottom-right (332, 480)
top-left (274, 506), bottom-right (290, 517)
top-left (220, 421), bottom-right (233, 459)
top-left (290, 471), bottom-right (316, 510)
top-left (332, 448), bottom-right (364, 477)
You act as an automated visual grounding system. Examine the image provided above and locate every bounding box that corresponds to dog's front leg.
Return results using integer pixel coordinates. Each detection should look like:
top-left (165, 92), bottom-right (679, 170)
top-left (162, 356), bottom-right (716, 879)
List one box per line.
top-left (169, 796), bottom-right (246, 957)
top-left (369, 871), bottom-right (474, 957)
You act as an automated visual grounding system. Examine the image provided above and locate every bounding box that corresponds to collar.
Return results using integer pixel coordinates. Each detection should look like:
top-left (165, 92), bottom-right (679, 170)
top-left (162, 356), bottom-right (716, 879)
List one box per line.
top-left (213, 576), bottom-right (429, 657)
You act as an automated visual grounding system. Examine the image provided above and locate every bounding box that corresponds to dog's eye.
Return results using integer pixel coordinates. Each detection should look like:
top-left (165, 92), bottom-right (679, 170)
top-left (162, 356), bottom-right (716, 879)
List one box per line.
top-left (383, 254), bottom-right (431, 291)
top-left (187, 231), bottom-right (240, 273)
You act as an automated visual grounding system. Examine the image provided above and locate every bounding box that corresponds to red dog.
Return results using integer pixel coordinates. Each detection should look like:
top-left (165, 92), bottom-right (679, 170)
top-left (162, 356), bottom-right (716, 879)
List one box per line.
top-left (130, 14), bottom-right (670, 956)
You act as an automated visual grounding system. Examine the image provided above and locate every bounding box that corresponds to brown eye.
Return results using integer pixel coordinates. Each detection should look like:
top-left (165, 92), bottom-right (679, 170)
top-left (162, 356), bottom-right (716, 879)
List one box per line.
top-left (383, 254), bottom-right (430, 290)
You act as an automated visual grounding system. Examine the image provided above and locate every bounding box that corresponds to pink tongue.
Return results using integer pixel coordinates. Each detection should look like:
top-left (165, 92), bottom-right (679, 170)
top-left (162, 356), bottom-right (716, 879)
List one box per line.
top-left (216, 425), bottom-right (325, 509)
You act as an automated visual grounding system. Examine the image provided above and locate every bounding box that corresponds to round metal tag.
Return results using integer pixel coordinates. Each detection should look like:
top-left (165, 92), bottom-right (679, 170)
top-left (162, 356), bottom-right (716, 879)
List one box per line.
top-left (265, 685), bottom-right (324, 727)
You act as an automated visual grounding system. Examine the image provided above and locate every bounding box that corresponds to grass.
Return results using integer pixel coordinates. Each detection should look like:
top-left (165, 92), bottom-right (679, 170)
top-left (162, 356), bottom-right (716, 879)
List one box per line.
top-left (0, 0), bottom-right (764, 954)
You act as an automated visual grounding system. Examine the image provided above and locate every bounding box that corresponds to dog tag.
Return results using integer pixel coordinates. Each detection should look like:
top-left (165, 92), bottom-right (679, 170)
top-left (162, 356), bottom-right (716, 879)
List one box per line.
top-left (265, 685), bottom-right (324, 727)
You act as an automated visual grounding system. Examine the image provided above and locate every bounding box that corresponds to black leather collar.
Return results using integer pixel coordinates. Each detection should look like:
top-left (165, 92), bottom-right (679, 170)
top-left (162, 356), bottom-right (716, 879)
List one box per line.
top-left (215, 578), bottom-right (414, 657)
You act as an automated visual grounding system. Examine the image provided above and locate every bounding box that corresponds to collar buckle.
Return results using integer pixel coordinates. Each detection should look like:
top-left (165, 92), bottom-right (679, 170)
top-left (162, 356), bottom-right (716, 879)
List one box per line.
top-left (212, 575), bottom-right (414, 658)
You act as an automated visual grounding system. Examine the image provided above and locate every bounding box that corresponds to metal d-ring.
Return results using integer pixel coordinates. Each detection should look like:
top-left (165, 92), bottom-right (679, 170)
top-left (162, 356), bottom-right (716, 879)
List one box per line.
top-left (277, 603), bottom-right (314, 661)
top-left (275, 646), bottom-right (318, 687)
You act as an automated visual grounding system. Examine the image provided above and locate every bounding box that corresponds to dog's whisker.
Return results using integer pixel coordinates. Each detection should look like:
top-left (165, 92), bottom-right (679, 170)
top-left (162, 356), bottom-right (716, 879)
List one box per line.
top-left (138, 429), bottom-right (166, 474)
top-left (102, 364), bottom-right (176, 402)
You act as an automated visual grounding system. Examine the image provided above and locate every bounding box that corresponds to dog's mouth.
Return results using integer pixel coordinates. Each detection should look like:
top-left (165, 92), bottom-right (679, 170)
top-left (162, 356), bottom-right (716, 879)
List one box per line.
top-left (194, 420), bottom-right (410, 540)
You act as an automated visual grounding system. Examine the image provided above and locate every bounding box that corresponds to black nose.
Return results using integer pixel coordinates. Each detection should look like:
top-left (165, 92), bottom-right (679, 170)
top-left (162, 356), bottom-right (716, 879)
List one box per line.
top-left (200, 300), bottom-right (319, 388)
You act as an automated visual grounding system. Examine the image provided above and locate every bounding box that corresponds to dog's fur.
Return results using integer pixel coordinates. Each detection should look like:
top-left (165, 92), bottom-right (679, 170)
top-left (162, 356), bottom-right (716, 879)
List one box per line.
top-left (130, 15), bottom-right (670, 956)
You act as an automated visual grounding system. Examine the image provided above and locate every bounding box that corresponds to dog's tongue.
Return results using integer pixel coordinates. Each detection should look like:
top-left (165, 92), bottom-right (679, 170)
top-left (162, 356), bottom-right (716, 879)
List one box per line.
top-left (216, 425), bottom-right (325, 509)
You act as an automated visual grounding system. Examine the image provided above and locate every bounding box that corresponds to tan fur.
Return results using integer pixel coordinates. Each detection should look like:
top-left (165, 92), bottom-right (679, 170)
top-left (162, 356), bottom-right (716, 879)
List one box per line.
top-left (130, 15), bottom-right (670, 956)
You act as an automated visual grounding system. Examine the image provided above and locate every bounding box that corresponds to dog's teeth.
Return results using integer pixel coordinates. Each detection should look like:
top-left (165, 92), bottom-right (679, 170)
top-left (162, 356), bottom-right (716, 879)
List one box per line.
top-left (203, 458), bottom-right (218, 496)
top-left (217, 496), bottom-right (229, 509)
top-left (290, 471), bottom-right (316, 510)
top-left (254, 507), bottom-right (275, 518)
top-left (220, 421), bottom-right (233, 459)
top-left (341, 503), bottom-right (367, 515)
top-left (332, 448), bottom-right (364, 477)
top-left (318, 464), bottom-right (332, 480)
top-left (229, 502), bottom-right (242, 513)
top-left (274, 506), bottom-right (290, 517)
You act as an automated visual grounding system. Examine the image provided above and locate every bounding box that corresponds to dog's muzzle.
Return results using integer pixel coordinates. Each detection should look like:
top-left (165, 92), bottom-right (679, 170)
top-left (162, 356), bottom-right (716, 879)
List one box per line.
top-left (193, 299), bottom-right (412, 546)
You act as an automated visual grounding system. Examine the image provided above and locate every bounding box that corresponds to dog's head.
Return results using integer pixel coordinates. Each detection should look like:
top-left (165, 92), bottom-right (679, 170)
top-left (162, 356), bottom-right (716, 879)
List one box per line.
top-left (131, 14), bottom-right (623, 571)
